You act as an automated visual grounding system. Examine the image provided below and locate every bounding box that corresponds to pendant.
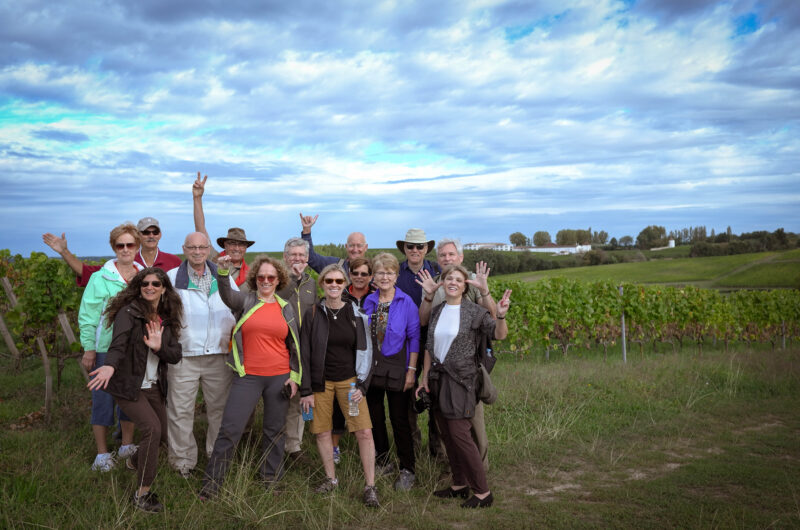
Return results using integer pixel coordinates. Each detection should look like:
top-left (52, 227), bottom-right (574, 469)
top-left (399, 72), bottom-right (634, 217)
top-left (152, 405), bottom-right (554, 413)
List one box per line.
top-left (333, 315), bottom-right (337, 320)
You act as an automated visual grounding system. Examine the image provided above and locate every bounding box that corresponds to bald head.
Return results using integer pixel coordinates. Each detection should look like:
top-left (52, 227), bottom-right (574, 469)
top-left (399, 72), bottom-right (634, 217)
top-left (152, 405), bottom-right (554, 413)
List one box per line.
top-left (346, 232), bottom-right (367, 261)
top-left (183, 232), bottom-right (211, 270)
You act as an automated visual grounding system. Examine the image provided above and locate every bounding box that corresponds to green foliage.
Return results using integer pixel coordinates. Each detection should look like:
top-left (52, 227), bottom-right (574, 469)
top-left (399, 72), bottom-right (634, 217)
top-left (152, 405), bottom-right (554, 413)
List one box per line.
top-left (509, 231), bottom-right (529, 247)
top-left (533, 231), bottom-right (551, 247)
top-left (636, 225), bottom-right (667, 249)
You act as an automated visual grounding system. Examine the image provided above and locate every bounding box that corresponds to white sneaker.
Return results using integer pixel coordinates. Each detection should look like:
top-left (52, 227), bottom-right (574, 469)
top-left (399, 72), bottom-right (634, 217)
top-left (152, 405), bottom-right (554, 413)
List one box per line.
top-left (118, 444), bottom-right (138, 459)
top-left (91, 452), bottom-right (117, 472)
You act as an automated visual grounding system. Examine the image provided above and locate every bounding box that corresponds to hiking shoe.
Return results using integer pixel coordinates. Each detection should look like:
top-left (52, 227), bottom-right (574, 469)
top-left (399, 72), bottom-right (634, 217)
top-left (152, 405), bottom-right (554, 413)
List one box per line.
top-left (332, 446), bottom-right (341, 465)
top-left (177, 467), bottom-right (193, 479)
top-left (434, 486), bottom-right (470, 499)
top-left (118, 444), bottom-right (138, 459)
top-left (376, 462), bottom-right (395, 476)
top-left (91, 452), bottom-right (117, 472)
top-left (133, 491), bottom-right (163, 513)
top-left (314, 477), bottom-right (339, 494)
top-left (126, 457), bottom-right (136, 471)
top-left (363, 485), bottom-right (380, 507)
top-left (394, 469), bottom-right (415, 491)
top-left (461, 492), bottom-right (494, 508)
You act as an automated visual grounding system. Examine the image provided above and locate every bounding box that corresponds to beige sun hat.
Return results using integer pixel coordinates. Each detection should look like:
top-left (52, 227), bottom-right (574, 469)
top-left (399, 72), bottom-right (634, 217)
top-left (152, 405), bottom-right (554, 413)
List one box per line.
top-left (396, 228), bottom-right (435, 254)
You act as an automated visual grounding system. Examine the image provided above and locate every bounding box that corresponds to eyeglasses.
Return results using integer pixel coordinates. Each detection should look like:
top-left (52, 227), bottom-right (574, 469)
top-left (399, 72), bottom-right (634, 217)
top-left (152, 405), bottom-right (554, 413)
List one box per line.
top-left (184, 245), bottom-right (209, 252)
top-left (141, 228), bottom-right (160, 236)
top-left (324, 278), bottom-right (346, 285)
top-left (226, 241), bottom-right (248, 248)
top-left (115, 242), bottom-right (137, 250)
top-left (405, 243), bottom-right (426, 251)
top-left (374, 271), bottom-right (396, 277)
top-left (141, 280), bottom-right (162, 288)
top-left (350, 271), bottom-right (371, 277)
top-left (257, 274), bottom-right (277, 283)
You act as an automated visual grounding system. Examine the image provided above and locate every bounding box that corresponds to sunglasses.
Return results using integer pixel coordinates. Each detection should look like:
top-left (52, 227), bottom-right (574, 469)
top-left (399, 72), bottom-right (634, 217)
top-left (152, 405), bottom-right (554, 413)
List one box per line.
top-left (141, 280), bottom-right (163, 288)
top-left (350, 271), bottom-right (371, 277)
top-left (141, 228), bottom-right (160, 236)
top-left (115, 242), bottom-right (137, 250)
top-left (406, 243), bottom-right (426, 250)
top-left (257, 274), bottom-right (277, 283)
top-left (324, 278), bottom-right (346, 285)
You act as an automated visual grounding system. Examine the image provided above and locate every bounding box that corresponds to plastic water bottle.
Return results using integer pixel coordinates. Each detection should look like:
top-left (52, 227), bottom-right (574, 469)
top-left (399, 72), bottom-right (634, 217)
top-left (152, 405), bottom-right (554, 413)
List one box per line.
top-left (348, 382), bottom-right (359, 417)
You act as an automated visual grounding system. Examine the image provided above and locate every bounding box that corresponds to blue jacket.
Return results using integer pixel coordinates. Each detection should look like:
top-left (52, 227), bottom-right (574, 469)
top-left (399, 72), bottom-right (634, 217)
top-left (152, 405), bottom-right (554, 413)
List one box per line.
top-left (363, 287), bottom-right (420, 367)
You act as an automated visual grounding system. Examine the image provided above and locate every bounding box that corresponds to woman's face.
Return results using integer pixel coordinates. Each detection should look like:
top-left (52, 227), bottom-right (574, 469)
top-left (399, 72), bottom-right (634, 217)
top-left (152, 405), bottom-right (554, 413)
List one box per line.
top-left (350, 264), bottom-right (372, 291)
top-left (443, 270), bottom-right (467, 298)
top-left (140, 273), bottom-right (165, 306)
top-left (322, 271), bottom-right (346, 302)
top-left (114, 233), bottom-right (139, 265)
top-left (256, 262), bottom-right (279, 299)
top-left (373, 266), bottom-right (397, 293)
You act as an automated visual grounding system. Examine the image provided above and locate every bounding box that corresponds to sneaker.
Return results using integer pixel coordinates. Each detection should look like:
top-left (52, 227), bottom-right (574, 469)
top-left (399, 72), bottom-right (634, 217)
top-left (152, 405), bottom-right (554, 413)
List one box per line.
top-left (314, 477), bottom-right (338, 494)
top-left (461, 492), bottom-right (494, 508)
top-left (376, 462), bottom-right (395, 476)
top-left (177, 468), bottom-right (193, 479)
top-left (133, 491), bottom-right (164, 513)
top-left (332, 446), bottom-right (341, 465)
top-left (434, 486), bottom-right (470, 499)
top-left (394, 469), bottom-right (415, 491)
top-left (363, 485), bottom-right (380, 507)
top-left (118, 444), bottom-right (138, 459)
top-left (90, 452), bottom-right (117, 472)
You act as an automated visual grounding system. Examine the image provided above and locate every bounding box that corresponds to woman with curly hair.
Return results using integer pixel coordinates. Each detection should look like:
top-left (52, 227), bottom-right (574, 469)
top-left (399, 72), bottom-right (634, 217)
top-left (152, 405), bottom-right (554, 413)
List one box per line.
top-left (88, 267), bottom-right (184, 513)
top-left (201, 255), bottom-right (302, 498)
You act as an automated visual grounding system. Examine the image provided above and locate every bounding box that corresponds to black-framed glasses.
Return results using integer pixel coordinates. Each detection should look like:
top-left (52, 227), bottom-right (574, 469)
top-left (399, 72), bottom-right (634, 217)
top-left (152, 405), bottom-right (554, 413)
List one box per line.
top-left (141, 280), bottom-right (162, 288)
top-left (324, 278), bottom-right (346, 285)
top-left (115, 242), bottom-right (137, 250)
top-left (141, 228), bottom-right (160, 236)
top-left (405, 243), bottom-right (426, 250)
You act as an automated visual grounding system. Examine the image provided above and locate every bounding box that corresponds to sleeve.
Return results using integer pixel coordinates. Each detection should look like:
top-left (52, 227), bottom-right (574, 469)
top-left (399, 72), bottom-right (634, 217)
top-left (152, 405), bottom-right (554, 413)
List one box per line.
top-left (104, 308), bottom-right (134, 369)
top-left (157, 325), bottom-right (183, 364)
top-left (406, 298), bottom-right (421, 355)
top-left (217, 268), bottom-right (248, 314)
top-left (301, 232), bottom-right (338, 273)
top-left (299, 307), bottom-right (314, 396)
top-left (78, 274), bottom-right (106, 351)
top-left (76, 263), bottom-right (102, 288)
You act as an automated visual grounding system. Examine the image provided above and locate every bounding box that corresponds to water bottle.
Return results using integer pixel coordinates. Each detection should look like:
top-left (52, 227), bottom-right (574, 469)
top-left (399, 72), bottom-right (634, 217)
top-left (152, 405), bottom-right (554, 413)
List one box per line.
top-left (348, 382), bottom-right (359, 417)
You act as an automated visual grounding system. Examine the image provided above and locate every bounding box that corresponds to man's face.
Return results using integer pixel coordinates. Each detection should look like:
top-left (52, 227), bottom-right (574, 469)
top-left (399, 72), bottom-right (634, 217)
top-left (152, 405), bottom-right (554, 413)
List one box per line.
top-left (183, 234), bottom-right (210, 268)
top-left (223, 240), bottom-right (247, 265)
top-left (437, 243), bottom-right (463, 268)
top-left (284, 245), bottom-right (309, 277)
top-left (140, 225), bottom-right (161, 251)
top-left (346, 233), bottom-right (367, 261)
top-left (404, 242), bottom-right (427, 267)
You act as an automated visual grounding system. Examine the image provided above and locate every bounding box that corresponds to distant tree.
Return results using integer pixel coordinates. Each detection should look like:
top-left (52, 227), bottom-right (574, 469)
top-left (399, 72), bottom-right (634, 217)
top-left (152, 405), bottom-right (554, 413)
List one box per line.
top-left (726, 226), bottom-right (732, 242)
top-left (556, 229), bottom-right (577, 246)
top-left (609, 237), bottom-right (619, 248)
top-left (533, 231), bottom-right (551, 247)
top-left (636, 225), bottom-right (667, 249)
top-left (509, 232), bottom-right (528, 247)
top-left (575, 229), bottom-right (592, 245)
top-left (592, 230), bottom-right (609, 244)
top-left (619, 235), bottom-right (634, 248)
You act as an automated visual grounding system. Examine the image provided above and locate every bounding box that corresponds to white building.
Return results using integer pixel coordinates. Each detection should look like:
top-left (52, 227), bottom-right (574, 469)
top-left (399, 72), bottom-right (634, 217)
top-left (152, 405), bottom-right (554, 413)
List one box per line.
top-left (463, 242), bottom-right (513, 251)
top-left (464, 242), bottom-right (590, 254)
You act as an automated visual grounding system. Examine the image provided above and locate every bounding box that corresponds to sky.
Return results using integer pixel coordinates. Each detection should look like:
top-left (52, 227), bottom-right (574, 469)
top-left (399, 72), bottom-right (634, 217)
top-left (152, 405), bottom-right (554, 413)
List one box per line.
top-left (1, 0), bottom-right (798, 256)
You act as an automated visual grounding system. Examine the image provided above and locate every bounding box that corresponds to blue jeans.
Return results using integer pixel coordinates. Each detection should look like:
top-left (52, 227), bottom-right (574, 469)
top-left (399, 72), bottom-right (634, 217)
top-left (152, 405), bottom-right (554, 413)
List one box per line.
top-left (90, 352), bottom-right (131, 426)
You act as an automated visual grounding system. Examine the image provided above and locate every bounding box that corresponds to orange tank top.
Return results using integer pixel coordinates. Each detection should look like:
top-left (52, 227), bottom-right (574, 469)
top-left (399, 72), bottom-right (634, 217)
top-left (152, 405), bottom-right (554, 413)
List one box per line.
top-left (241, 302), bottom-right (290, 376)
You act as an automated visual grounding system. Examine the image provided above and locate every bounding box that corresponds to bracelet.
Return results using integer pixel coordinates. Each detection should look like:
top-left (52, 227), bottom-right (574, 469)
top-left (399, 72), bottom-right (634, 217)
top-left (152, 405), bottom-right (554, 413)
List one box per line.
top-left (480, 291), bottom-right (490, 297)
top-left (497, 316), bottom-right (506, 320)
top-left (407, 366), bottom-right (417, 371)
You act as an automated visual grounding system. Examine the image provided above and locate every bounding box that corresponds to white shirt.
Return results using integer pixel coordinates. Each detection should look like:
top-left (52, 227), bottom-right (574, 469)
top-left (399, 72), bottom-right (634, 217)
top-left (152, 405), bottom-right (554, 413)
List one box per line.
top-left (433, 304), bottom-right (461, 363)
top-left (140, 349), bottom-right (160, 389)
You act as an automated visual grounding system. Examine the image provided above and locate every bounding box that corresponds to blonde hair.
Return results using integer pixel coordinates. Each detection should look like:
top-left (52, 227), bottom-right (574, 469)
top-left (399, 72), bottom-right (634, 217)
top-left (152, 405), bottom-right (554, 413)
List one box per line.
top-left (108, 223), bottom-right (141, 252)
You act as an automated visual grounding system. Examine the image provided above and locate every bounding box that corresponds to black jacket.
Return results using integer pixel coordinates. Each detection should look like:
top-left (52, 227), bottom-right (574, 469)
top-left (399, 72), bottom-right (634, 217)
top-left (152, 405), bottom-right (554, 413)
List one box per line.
top-left (104, 303), bottom-right (182, 401)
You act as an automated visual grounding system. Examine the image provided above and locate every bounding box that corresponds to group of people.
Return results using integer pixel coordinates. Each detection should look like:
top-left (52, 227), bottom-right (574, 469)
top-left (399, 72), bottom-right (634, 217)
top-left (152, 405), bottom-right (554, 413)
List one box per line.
top-left (46, 173), bottom-right (512, 513)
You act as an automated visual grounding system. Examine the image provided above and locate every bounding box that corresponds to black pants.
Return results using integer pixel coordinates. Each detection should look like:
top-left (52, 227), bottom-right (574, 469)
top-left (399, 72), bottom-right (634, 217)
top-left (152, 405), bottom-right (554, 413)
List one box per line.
top-left (366, 385), bottom-right (415, 473)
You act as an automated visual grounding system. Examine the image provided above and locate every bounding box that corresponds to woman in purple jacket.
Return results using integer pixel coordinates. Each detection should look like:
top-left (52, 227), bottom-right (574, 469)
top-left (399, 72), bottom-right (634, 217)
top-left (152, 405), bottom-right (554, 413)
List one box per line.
top-left (362, 252), bottom-right (420, 491)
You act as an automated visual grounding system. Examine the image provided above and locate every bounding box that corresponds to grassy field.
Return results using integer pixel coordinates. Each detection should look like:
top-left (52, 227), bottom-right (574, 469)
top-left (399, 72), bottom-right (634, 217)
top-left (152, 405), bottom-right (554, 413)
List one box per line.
top-left (1, 346), bottom-right (798, 528)
top-left (499, 249), bottom-right (800, 289)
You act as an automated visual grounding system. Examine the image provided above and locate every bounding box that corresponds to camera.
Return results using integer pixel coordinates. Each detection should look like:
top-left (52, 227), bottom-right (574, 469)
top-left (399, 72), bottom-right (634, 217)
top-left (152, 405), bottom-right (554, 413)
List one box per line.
top-left (414, 388), bottom-right (432, 413)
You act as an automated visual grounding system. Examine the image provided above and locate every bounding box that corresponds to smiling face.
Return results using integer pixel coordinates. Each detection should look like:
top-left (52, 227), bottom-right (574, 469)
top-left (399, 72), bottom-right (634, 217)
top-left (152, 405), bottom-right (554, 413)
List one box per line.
top-left (346, 232), bottom-right (367, 261)
top-left (140, 225), bottom-right (161, 252)
top-left (256, 262), bottom-right (279, 299)
top-left (373, 266), bottom-right (397, 294)
top-left (284, 244), bottom-right (308, 276)
top-left (322, 270), bottom-right (347, 302)
top-left (114, 233), bottom-right (139, 266)
top-left (184, 232), bottom-right (210, 269)
top-left (404, 242), bottom-right (427, 267)
top-left (443, 269), bottom-right (467, 300)
top-left (350, 263), bottom-right (372, 291)
top-left (437, 243), bottom-right (463, 269)
top-left (223, 240), bottom-right (247, 265)
top-left (140, 273), bottom-right (165, 308)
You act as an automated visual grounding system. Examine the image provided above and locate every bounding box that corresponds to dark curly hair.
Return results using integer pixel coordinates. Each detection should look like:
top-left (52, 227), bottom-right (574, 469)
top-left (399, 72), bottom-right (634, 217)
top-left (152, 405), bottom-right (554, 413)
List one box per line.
top-left (104, 268), bottom-right (184, 338)
top-left (246, 255), bottom-right (289, 292)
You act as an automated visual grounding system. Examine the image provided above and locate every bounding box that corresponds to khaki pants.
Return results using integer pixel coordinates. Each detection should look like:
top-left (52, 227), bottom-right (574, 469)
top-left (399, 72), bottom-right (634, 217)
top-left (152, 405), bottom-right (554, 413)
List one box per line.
top-left (167, 354), bottom-right (232, 473)
top-left (283, 391), bottom-right (305, 454)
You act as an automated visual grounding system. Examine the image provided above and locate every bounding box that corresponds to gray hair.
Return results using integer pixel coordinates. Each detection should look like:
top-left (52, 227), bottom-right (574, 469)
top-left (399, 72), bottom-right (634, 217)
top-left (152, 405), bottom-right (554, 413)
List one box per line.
top-left (437, 237), bottom-right (463, 256)
top-left (284, 237), bottom-right (309, 256)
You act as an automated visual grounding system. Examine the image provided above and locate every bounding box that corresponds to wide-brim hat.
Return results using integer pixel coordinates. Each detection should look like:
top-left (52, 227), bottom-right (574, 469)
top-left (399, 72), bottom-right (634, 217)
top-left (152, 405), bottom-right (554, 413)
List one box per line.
top-left (217, 227), bottom-right (255, 248)
top-left (396, 228), bottom-right (435, 254)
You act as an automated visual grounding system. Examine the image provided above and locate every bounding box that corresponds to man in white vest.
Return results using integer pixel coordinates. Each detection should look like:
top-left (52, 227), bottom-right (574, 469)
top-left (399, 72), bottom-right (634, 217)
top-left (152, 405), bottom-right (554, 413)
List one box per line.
top-left (165, 232), bottom-right (237, 477)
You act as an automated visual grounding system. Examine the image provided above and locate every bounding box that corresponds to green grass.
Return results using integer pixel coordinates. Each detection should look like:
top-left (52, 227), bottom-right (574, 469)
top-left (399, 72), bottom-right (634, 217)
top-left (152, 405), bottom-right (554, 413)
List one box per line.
top-left (717, 261), bottom-right (800, 288)
top-left (2, 346), bottom-right (799, 528)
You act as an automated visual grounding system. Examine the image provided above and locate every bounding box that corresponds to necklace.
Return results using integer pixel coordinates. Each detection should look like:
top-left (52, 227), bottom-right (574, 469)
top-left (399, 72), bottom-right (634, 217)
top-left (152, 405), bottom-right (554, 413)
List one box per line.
top-left (327, 304), bottom-right (344, 320)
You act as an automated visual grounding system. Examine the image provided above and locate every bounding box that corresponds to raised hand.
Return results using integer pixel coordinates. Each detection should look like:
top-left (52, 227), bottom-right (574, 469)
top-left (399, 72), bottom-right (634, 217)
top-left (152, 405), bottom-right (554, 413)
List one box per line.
top-left (87, 365), bottom-right (115, 391)
top-left (415, 269), bottom-right (441, 296)
top-left (42, 232), bottom-right (68, 254)
top-left (496, 289), bottom-right (512, 318)
top-left (193, 172), bottom-right (208, 198)
top-left (299, 212), bottom-right (318, 234)
top-left (466, 261), bottom-right (491, 295)
top-left (216, 255), bottom-right (232, 272)
top-left (143, 321), bottom-right (163, 352)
